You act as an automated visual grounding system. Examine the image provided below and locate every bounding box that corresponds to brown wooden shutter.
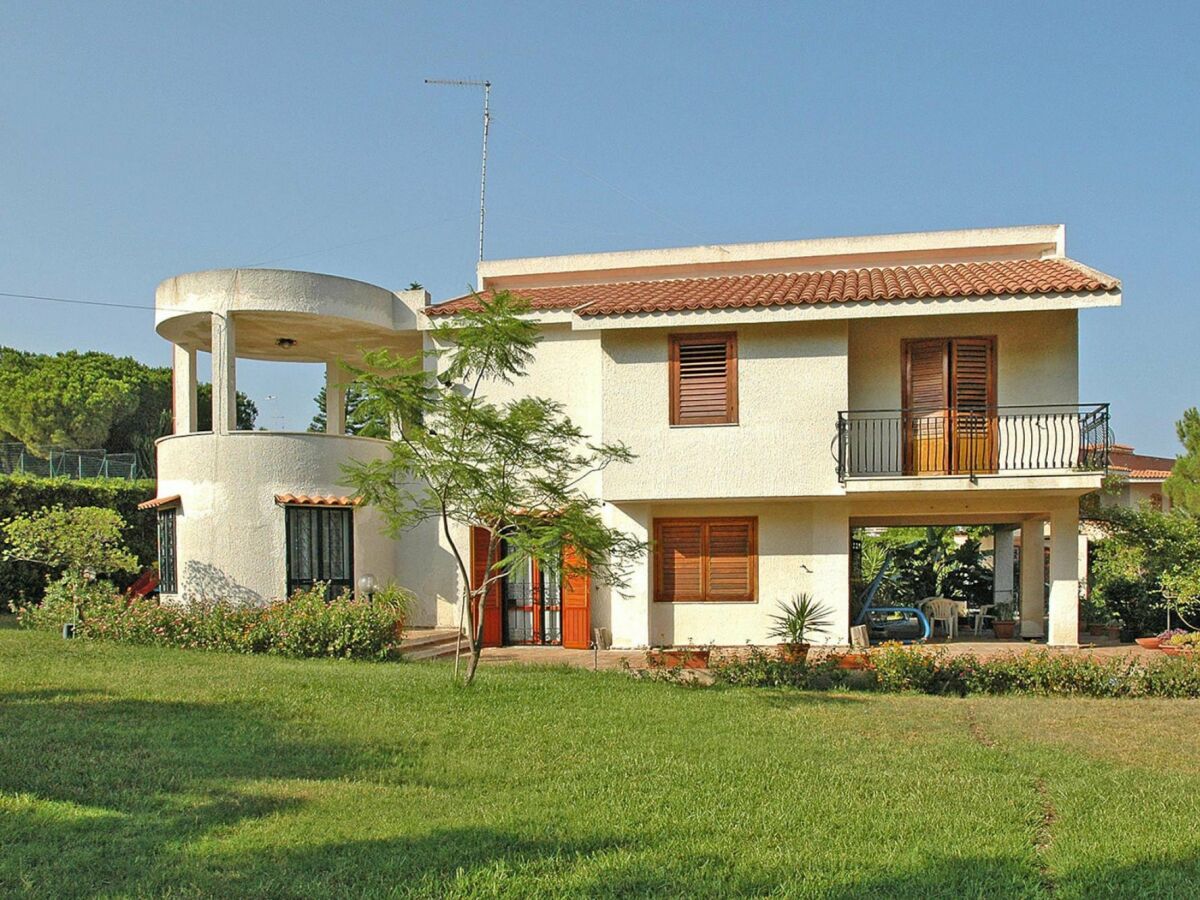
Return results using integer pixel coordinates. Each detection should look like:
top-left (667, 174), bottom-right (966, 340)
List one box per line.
top-left (950, 337), bottom-right (997, 473)
top-left (670, 333), bottom-right (737, 425)
top-left (654, 517), bottom-right (757, 602)
top-left (903, 339), bottom-right (949, 475)
top-left (705, 519), bottom-right (756, 601)
top-left (655, 520), bottom-right (706, 601)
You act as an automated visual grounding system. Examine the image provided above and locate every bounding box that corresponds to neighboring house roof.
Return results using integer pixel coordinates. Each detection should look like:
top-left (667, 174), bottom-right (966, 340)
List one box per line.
top-left (426, 257), bottom-right (1119, 317)
top-left (1108, 445), bottom-right (1176, 480)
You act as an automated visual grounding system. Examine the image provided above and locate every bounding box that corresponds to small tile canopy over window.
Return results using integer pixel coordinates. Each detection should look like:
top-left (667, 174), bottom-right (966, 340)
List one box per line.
top-left (669, 332), bottom-right (738, 425)
top-left (654, 517), bottom-right (757, 602)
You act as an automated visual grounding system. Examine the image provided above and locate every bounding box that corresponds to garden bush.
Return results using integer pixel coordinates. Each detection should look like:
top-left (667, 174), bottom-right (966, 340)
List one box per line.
top-left (18, 582), bottom-right (416, 661)
top-left (711, 644), bottom-right (1200, 699)
top-left (0, 474), bottom-right (154, 605)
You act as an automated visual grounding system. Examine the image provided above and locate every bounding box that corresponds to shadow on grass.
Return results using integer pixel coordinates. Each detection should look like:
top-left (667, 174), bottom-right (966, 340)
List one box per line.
top-left (0, 687), bottom-right (419, 894)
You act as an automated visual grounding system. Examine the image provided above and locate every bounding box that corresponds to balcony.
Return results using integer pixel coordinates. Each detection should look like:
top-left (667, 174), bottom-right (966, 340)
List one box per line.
top-left (836, 404), bottom-right (1110, 485)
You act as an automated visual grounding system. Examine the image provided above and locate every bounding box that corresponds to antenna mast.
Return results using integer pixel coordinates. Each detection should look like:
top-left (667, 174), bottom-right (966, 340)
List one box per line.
top-left (425, 78), bottom-right (492, 261)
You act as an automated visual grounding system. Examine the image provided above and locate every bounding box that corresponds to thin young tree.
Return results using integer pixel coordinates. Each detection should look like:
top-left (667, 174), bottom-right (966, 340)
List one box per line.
top-left (343, 291), bottom-right (646, 684)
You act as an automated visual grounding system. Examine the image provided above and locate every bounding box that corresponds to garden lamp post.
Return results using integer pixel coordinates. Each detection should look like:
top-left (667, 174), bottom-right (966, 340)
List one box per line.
top-left (357, 573), bottom-right (377, 601)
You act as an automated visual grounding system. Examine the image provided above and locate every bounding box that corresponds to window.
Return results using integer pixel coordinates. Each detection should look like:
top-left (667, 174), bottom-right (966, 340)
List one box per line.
top-left (285, 506), bottom-right (354, 598)
top-left (669, 332), bottom-right (738, 425)
top-left (654, 517), bottom-right (757, 602)
top-left (157, 508), bottom-right (178, 594)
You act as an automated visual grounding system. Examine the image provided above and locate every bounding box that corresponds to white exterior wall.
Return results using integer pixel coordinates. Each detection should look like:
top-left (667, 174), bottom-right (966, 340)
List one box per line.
top-left (601, 321), bottom-right (848, 501)
top-left (598, 499), bottom-right (850, 648)
top-left (155, 432), bottom-right (397, 604)
top-left (848, 309), bottom-right (1079, 410)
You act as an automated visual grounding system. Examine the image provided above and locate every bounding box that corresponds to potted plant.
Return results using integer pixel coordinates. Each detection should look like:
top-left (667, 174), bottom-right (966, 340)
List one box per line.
top-left (1104, 619), bottom-right (1122, 640)
top-left (1162, 631), bottom-right (1199, 656)
top-left (1153, 628), bottom-right (1187, 652)
top-left (768, 594), bottom-right (834, 664)
top-left (646, 638), bottom-right (712, 669)
top-left (992, 601), bottom-right (1016, 639)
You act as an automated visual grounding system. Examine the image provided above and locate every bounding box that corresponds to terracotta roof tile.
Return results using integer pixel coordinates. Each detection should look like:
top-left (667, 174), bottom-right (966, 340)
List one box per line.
top-left (426, 258), bottom-right (1119, 318)
top-left (137, 494), bottom-right (181, 510)
top-left (274, 493), bottom-right (362, 507)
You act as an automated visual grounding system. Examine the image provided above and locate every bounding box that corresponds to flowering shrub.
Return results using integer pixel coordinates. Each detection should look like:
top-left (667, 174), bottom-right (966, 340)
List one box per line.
top-left (1166, 631), bottom-right (1200, 648)
top-left (20, 581), bottom-right (415, 661)
top-left (13, 574), bottom-right (120, 630)
top-left (711, 645), bottom-right (1200, 699)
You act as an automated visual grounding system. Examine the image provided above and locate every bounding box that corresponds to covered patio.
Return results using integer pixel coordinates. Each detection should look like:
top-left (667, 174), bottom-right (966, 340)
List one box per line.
top-left (848, 493), bottom-right (1088, 648)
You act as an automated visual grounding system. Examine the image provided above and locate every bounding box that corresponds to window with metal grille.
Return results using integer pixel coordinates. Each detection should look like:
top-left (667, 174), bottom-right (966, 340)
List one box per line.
top-left (284, 506), bottom-right (354, 598)
top-left (654, 517), bottom-right (757, 602)
top-left (157, 508), bottom-right (177, 594)
top-left (669, 332), bottom-right (738, 425)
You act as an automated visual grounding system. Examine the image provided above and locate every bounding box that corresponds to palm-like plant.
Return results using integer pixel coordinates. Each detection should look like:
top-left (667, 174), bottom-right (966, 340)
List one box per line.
top-left (768, 593), bottom-right (834, 646)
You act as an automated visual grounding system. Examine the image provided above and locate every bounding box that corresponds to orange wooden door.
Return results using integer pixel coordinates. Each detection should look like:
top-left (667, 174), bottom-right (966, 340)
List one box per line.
top-left (470, 526), bottom-right (503, 647)
top-left (903, 339), bottom-right (949, 474)
top-left (561, 544), bottom-right (591, 649)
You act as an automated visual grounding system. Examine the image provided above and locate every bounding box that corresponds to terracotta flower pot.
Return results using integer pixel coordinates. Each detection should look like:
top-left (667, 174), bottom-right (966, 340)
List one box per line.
top-left (1161, 646), bottom-right (1183, 657)
top-left (648, 648), bottom-right (711, 669)
top-left (776, 643), bottom-right (810, 665)
top-left (1088, 622), bottom-right (1107, 636)
top-left (1105, 624), bottom-right (1122, 640)
top-left (1135, 637), bottom-right (1161, 650)
top-left (993, 620), bottom-right (1015, 639)
top-left (835, 652), bottom-right (870, 670)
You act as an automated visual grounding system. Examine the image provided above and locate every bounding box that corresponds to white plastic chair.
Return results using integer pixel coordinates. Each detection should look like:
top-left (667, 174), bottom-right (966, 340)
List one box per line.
top-left (921, 597), bottom-right (958, 639)
top-left (972, 604), bottom-right (995, 636)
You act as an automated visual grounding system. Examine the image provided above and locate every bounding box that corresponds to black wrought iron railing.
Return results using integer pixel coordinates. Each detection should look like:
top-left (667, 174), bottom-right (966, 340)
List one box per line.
top-left (835, 403), bottom-right (1110, 482)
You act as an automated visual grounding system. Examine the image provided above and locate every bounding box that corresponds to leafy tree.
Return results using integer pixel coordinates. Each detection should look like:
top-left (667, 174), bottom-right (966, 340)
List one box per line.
top-left (1091, 504), bottom-right (1200, 636)
top-left (0, 346), bottom-right (257, 466)
top-left (1164, 406), bottom-right (1200, 515)
top-left (343, 291), bottom-right (646, 684)
top-left (196, 383), bottom-right (259, 432)
top-left (1, 505), bottom-right (138, 579)
top-left (308, 382), bottom-right (389, 438)
top-left (0, 349), bottom-right (143, 453)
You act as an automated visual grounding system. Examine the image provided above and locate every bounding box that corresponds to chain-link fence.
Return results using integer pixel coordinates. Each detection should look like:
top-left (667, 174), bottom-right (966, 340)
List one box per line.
top-left (0, 443), bottom-right (139, 480)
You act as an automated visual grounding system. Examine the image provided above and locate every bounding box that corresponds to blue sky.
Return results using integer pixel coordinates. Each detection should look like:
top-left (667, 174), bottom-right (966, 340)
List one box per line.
top-left (2, 1), bottom-right (1196, 451)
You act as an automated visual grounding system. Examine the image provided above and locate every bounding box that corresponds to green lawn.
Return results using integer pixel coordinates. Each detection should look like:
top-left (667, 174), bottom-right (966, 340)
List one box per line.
top-left (2, 619), bottom-right (1199, 898)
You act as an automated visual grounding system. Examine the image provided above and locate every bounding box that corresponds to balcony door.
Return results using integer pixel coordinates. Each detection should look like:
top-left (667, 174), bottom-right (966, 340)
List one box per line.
top-left (902, 337), bottom-right (997, 475)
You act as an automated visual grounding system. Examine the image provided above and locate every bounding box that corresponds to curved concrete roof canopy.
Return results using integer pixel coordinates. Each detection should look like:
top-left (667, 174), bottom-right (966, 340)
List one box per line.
top-left (154, 268), bottom-right (423, 362)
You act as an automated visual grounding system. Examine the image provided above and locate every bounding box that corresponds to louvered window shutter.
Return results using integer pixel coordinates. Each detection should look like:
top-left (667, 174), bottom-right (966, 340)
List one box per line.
top-left (670, 333), bottom-right (737, 425)
top-left (950, 337), bottom-right (997, 473)
top-left (655, 518), bottom-right (757, 602)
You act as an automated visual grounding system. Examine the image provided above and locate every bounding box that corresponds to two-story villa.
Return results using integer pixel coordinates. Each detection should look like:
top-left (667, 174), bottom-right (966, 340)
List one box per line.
top-left (144, 224), bottom-right (1120, 649)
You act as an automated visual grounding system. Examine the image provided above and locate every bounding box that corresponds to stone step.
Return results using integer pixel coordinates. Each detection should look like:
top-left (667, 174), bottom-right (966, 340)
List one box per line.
top-left (400, 627), bottom-right (464, 661)
top-left (404, 641), bottom-right (465, 661)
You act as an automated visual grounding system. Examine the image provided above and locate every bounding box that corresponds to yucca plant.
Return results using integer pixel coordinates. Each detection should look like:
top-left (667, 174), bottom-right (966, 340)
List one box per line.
top-left (768, 594), bottom-right (834, 663)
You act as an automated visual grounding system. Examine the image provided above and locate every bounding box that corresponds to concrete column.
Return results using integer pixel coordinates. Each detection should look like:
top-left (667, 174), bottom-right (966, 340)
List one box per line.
top-left (172, 343), bottom-right (197, 434)
top-left (1019, 518), bottom-right (1046, 639)
top-left (811, 505), bottom-right (851, 645)
top-left (606, 503), bottom-right (652, 648)
top-left (1048, 505), bottom-right (1081, 646)
top-left (210, 313), bottom-right (237, 433)
top-left (325, 361), bottom-right (347, 435)
top-left (993, 526), bottom-right (1015, 611)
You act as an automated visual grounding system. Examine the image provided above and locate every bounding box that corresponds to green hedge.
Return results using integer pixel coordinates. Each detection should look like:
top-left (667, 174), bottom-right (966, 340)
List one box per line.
top-left (711, 644), bottom-right (1200, 699)
top-left (0, 474), bottom-right (156, 606)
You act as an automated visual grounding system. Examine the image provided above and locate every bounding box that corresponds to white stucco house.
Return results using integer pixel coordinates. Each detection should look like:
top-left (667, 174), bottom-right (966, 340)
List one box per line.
top-left (142, 224), bottom-right (1121, 649)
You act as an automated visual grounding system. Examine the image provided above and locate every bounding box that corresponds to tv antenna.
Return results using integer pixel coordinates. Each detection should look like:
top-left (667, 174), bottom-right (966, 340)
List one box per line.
top-left (425, 78), bottom-right (492, 261)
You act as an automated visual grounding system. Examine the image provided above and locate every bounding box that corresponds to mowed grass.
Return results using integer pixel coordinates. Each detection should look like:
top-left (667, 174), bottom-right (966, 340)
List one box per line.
top-left (2, 619), bottom-right (1199, 898)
